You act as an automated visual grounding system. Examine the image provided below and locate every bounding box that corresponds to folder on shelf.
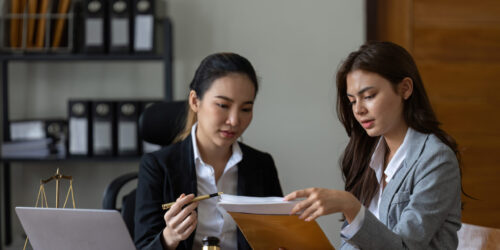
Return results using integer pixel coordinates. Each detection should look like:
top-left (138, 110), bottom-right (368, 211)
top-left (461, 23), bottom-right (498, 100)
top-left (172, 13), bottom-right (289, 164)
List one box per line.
top-left (117, 101), bottom-right (139, 155)
top-left (219, 195), bottom-right (335, 250)
top-left (109, 0), bottom-right (131, 53)
top-left (34, 0), bottom-right (50, 48)
top-left (18, 0), bottom-right (28, 43)
top-left (9, 0), bottom-right (20, 48)
top-left (26, 0), bottom-right (37, 48)
top-left (92, 101), bottom-right (116, 156)
top-left (9, 0), bottom-right (26, 48)
top-left (132, 0), bottom-right (154, 53)
top-left (51, 0), bottom-right (71, 48)
top-left (83, 0), bottom-right (106, 53)
top-left (68, 100), bottom-right (92, 156)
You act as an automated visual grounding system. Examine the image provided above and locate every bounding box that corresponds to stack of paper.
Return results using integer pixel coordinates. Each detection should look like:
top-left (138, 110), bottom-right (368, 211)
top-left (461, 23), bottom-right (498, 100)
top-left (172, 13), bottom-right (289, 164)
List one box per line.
top-left (1, 138), bottom-right (66, 159)
top-left (218, 194), bottom-right (335, 250)
top-left (218, 194), bottom-right (298, 214)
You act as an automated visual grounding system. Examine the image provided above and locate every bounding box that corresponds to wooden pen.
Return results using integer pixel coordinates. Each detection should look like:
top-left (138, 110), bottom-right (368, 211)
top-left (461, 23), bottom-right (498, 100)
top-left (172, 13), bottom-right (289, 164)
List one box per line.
top-left (162, 192), bottom-right (223, 210)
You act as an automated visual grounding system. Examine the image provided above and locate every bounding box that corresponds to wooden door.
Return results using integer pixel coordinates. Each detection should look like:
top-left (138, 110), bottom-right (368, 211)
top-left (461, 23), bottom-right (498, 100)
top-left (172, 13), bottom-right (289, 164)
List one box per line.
top-left (370, 0), bottom-right (500, 228)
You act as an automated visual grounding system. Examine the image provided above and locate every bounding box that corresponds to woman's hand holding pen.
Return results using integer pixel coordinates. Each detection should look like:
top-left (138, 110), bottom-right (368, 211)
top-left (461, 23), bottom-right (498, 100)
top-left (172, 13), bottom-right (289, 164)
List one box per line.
top-left (162, 194), bottom-right (199, 250)
top-left (284, 188), bottom-right (361, 223)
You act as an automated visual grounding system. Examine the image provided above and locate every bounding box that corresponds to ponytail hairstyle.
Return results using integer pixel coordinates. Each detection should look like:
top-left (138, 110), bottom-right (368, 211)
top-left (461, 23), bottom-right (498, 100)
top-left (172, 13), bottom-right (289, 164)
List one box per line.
top-left (175, 52), bottom-right (259, 142)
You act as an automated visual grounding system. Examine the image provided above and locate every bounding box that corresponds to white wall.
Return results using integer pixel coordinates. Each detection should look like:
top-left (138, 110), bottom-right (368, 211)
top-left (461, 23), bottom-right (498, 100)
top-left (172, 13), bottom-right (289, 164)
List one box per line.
top-left (1, 0), bottom-right (364, 248)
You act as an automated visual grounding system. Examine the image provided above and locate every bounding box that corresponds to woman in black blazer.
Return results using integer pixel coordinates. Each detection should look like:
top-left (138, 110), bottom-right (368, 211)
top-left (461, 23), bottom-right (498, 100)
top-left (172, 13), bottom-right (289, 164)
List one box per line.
top-left (135, 53), bottom-right (283, 250)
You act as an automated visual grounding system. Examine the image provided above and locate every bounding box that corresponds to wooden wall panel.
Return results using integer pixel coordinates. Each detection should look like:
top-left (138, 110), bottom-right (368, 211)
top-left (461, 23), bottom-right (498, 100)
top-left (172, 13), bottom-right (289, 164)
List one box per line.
top-left (418, 62), bottom-right (500, 98)
top-left (420, 62), bottom-right (500, 134)
top-left (414, 0), bottom-right (500, 22)
top-left (374, 0), bottom-right (413, 50)
top-left (413, 0), bottom-right (500, 62)
top-left (374, 0), bottom-right (500, 228)
top-left (414, 25), bottom-right (500, 61)
top-left (414, 0), bottom-right (500, 227)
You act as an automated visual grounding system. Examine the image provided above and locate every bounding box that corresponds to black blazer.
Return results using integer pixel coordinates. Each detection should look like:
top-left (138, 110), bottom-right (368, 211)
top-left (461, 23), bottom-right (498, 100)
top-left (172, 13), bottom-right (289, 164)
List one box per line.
top-left (135, 134), bottom-right (283, 250)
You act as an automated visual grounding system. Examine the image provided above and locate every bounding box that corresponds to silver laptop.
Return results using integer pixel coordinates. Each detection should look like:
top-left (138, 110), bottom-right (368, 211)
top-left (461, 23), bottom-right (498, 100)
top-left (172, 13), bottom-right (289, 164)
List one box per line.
top-left (15, 207), bottom-right (136, 250)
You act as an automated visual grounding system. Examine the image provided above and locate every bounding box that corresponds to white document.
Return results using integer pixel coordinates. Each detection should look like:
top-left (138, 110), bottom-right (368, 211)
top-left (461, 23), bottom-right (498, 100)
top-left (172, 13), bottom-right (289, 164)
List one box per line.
top-left (218, 194), bottom-right (299, 215)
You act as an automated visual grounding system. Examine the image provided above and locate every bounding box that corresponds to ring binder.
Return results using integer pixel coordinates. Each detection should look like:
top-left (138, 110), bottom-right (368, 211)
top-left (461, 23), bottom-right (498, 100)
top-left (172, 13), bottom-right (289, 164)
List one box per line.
top-left (68, 100), bottom-right (92, 156)
top-left (109, 0), bottom-right (132, 53)
top-left (92, 101), bottom-right (116, 156)
top-left (83, 0), bottom-right (106, 53)
top-left (132, 0), bottom-right (154, 53)
top-left (117, 101), bottom-right (139, 155)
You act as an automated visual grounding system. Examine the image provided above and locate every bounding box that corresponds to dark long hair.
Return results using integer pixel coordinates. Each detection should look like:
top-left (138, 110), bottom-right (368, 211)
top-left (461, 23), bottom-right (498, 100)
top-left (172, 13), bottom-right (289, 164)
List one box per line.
top-left (336, 41), bottom-right (460, 206)
top-left (176, 52), bottom-right (259, 141)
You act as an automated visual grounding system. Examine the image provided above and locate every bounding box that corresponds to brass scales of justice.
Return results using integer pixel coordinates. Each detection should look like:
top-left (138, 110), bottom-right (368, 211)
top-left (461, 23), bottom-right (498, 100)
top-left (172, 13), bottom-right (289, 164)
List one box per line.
top-left (23, 168), bottom-right (76, 250)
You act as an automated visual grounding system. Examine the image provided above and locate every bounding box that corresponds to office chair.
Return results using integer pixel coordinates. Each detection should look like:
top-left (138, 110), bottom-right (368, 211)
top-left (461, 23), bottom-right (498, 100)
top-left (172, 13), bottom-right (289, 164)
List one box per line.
top-left (102, 101), bottom-right (188, 238)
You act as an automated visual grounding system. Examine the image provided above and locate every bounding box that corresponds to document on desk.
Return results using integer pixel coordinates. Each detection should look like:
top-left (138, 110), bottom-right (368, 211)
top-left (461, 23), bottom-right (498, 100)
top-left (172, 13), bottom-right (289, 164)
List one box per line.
top-left (218, 195), bottom-right (335, 250)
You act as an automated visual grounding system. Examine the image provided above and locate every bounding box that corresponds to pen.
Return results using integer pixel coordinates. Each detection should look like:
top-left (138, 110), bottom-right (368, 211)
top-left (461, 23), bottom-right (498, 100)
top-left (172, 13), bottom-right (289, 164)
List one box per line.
top-left (161, 192), bottom-right (224, 210)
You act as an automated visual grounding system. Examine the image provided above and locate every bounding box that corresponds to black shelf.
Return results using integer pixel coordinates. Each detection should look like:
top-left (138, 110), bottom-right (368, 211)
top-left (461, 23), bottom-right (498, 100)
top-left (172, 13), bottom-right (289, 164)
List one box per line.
top-left (0, 53), bottom-right (164, 61)
top-left (0, 17), bottom-right (173, 247)
top-left (0, 156), bottom-right (142, 163)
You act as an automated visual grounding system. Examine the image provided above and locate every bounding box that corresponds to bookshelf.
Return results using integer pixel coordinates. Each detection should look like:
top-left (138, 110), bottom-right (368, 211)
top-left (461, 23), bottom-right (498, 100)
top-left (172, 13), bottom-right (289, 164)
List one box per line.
top-left (0, 18), bottom-right (173, 246)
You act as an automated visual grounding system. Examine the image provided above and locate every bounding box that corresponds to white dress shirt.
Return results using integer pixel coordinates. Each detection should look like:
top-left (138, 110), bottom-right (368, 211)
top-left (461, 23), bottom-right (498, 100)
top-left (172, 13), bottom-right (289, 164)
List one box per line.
top-left (191, 123), bottom-right (241, 250)
top-left (341, 127), bottom-right (414, 239)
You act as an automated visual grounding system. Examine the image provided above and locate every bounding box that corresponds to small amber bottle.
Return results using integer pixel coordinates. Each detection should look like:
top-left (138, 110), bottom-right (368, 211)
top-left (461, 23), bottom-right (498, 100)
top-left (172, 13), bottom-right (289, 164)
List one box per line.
top-left (202, 236), bottom-right (220, 250)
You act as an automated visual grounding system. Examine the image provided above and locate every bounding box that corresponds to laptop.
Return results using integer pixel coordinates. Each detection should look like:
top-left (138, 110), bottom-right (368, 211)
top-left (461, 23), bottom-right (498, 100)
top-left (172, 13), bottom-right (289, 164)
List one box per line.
top-left (15, 207), bottom-right (136, 250)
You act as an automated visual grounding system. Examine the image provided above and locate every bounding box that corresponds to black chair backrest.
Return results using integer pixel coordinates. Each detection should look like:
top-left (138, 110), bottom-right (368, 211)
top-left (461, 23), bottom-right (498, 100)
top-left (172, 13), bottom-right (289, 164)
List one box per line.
top-left (102, 101), bottom-right (188, 238)
top-left (102, 172), bottom-right (138, 237)
top-left (139, 100), bottom-right (188, 146)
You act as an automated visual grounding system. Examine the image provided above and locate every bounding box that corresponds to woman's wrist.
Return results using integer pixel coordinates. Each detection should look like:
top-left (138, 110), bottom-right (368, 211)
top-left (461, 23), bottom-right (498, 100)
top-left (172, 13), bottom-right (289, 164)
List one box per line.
top-left (162, 228), bottom-right (178, 250)
top-left (342, 192), bottom-right (361, 224)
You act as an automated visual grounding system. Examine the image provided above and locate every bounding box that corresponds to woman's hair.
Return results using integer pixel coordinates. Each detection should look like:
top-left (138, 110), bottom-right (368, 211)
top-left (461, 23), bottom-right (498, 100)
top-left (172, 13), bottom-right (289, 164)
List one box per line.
top-left (336, 41), bottom-right (460, 206)
top-left (175, 52), bottom-right (259, 141)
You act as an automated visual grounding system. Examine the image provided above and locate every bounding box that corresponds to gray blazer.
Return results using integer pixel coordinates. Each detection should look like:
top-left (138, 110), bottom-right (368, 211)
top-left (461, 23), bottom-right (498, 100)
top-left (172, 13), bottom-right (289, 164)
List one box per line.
top-left (340, 130), bottom-right (462, 250)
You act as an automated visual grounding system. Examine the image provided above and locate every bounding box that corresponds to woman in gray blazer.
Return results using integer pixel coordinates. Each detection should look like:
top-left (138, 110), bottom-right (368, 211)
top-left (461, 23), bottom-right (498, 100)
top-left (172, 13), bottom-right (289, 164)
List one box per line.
top-left (285, 41), bottom-right (462, 249)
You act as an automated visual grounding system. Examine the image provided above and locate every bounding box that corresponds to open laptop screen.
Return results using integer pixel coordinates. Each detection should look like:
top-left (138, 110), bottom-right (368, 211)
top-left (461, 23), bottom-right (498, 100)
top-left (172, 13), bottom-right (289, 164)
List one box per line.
top-left (16, 207), bottom-right (135, 250)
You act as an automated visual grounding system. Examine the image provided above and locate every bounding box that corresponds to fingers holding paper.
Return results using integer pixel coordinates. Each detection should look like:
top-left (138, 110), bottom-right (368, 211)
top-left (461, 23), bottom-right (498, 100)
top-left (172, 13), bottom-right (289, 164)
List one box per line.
top-left (284, 188), bottom-right (339, 221)
top-left (162, 194), bottom-right (199, 249)
top-left (284, 188), bottom-right (361, 222)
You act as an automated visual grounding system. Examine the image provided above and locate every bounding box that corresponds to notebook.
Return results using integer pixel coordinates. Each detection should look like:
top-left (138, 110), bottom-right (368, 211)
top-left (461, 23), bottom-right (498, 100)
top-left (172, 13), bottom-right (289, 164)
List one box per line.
top-left (15, 207), bottom-right (135, 250)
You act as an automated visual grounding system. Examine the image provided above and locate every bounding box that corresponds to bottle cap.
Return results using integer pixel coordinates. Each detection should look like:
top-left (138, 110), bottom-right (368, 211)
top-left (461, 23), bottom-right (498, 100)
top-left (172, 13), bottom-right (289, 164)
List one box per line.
top-left (202, 236), bottom-right (220, 246)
